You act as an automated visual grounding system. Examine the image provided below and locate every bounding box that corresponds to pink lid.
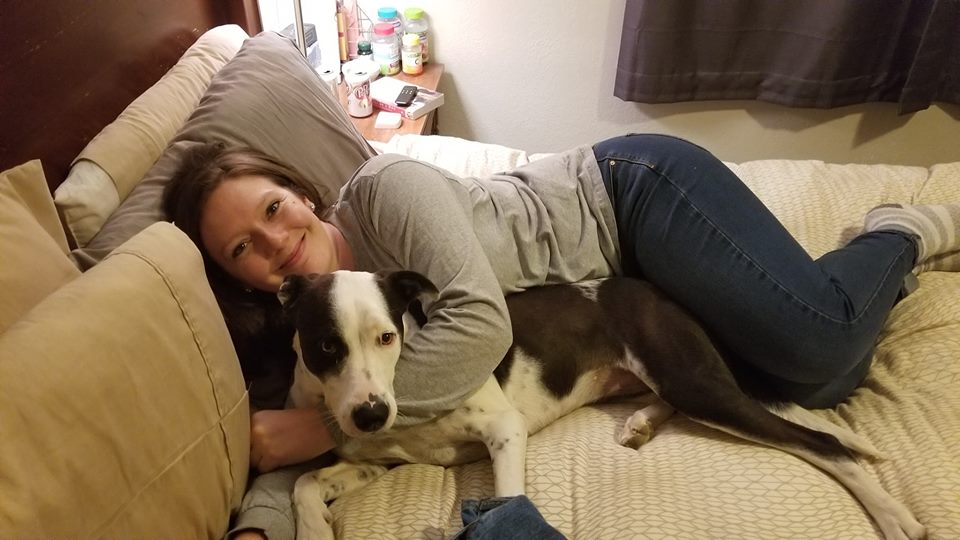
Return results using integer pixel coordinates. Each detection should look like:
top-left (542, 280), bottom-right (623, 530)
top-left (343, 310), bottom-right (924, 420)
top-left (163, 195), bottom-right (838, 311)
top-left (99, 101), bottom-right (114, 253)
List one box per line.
top-left (373, 22), bottom-right (395, 36)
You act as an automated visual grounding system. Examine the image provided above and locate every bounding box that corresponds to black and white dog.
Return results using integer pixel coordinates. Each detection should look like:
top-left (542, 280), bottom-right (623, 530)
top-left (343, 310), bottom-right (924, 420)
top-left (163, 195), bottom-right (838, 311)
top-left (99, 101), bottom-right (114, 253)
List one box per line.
top-left (279, 270), bottom-right (925, 540)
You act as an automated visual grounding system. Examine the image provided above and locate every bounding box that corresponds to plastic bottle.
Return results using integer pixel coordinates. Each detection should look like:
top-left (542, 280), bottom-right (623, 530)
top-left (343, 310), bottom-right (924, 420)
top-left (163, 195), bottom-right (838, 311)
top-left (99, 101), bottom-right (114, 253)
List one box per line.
top-left (401, 33), bottom-right (423, 75)
top-left (357, 40), bottom-right (373, 60)
top-left (377, 7), bottom-right (403, 39)
top-left (357, 40), bottom-right (376, 72)
top-left (371, 22), bottom-right (400, 75)
top-left (403, 7), bottom-right (429, 63)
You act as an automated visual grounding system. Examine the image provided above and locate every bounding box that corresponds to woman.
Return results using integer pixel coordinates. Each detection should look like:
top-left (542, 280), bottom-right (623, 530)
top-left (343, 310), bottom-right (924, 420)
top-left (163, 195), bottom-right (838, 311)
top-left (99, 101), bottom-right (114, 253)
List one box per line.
top-left (163, 134), bottom-right (960, 539)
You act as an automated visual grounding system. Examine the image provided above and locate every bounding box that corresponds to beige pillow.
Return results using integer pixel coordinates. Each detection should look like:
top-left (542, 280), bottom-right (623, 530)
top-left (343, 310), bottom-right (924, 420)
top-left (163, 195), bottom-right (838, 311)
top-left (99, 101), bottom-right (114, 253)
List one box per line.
top-left (0, 222), bottom-right (248, 537)
top-left (55, 24), bottom-right (249, 247)
top-left (0, 160), bottom-right (79, 333)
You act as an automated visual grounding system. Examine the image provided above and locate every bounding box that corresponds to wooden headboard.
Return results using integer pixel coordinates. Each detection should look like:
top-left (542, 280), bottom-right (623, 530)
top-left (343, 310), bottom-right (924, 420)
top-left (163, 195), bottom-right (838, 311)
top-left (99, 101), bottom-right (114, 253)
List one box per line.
top-left (0, 0), bottom-right (261, 193)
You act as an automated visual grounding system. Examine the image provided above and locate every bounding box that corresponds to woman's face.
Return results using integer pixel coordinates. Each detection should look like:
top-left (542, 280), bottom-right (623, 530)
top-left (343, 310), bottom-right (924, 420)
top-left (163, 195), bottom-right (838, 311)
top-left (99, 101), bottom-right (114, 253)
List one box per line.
top-left (200, 174), bottom-right (339, 292)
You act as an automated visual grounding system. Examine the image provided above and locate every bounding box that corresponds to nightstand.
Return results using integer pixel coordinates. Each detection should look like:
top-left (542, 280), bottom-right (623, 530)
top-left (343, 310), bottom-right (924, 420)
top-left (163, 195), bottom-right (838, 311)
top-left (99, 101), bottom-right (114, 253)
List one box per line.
top-left (338, 63), bottom-right (444, 143)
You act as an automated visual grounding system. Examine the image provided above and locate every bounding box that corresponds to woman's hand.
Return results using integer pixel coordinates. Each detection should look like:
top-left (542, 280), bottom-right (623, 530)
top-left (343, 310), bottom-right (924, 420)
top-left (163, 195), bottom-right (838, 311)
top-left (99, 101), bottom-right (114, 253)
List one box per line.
top-left (249, 408), bottom-right (335, 473)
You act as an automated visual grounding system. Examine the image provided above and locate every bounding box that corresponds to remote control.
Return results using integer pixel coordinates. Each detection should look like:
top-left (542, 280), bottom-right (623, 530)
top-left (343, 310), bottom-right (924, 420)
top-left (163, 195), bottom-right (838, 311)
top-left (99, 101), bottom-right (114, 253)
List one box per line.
top-left (395, 85), bottom-right (418, 107)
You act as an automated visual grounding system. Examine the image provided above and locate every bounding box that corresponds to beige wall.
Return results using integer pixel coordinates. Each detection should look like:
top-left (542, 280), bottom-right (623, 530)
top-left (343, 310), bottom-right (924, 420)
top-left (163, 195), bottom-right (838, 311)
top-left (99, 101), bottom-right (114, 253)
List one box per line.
top-left (358, 0), bottom-right (959, 165)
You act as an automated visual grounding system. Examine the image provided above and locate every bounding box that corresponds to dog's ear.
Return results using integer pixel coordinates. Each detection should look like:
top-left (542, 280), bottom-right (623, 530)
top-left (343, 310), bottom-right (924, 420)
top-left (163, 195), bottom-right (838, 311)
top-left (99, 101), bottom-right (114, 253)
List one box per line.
top-left (380, 270), bottom-right (438, 306)
top-left (278, 274), bottom-right (312, 311)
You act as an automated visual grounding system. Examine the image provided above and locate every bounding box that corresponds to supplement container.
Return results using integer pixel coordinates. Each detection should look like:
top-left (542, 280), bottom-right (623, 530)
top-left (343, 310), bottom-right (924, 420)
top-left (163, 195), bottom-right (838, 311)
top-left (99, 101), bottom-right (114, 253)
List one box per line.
top-left (371, 22), bottom-right (400, 75)
top-left (403, 7), bottom-right (429, 63)
top-left (401, 33), bottom-right (423, 75)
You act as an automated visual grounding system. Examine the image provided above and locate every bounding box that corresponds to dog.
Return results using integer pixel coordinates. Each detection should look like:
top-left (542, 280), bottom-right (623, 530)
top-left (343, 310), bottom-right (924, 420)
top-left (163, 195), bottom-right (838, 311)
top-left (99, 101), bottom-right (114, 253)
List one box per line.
top-left (278, 270), bottom-right (925, 540)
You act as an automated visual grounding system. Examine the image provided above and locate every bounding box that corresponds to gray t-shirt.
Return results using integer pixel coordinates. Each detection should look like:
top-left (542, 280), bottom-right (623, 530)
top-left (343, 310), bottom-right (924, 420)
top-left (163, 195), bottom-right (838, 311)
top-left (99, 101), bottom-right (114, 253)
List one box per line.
top-left (327, 145), bottom-right (620, 424)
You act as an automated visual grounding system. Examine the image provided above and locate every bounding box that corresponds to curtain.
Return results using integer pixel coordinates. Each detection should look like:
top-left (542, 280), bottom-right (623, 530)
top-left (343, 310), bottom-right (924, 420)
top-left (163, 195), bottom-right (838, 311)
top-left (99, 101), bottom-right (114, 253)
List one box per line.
top-left (614, 0), bottom-right (960, 114)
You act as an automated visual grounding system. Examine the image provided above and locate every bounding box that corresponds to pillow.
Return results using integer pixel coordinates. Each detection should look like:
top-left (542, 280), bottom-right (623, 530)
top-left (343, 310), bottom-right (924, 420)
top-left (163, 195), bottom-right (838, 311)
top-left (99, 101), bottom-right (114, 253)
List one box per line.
top-left (55, 24), bottom-right (249, 247)
top-left (0, 222), bottom-right (247, 537)
top-left (373, 134), bottom-right (533, 177)
top-left (51, 160), bottom-right (117, 247)
top-left (74, 31), bottom-right (376, 268)
top-left (0, 160), bottom-right (80, 332)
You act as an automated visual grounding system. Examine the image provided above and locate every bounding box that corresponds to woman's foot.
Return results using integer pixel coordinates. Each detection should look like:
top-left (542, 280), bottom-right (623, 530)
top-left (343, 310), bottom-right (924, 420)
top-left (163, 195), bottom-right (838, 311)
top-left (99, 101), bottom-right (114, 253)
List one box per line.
top-left (864, 203), bottom-right (960, 272)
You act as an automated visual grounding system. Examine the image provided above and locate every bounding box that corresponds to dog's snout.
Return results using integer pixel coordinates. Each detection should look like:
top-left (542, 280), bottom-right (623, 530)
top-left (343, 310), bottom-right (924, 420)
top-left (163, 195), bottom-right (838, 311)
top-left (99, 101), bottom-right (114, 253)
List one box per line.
top-left (352, 395), bottom-right (390, 433)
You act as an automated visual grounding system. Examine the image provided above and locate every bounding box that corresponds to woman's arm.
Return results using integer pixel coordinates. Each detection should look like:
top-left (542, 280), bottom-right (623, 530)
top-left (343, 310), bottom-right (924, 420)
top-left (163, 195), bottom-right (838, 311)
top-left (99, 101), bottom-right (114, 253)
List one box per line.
top-left (346, 157), bottom-right (513, 423)
top-left (227, 455), bottom-right (329, 540)
top-left (226, 409), bottom-right (334, 540)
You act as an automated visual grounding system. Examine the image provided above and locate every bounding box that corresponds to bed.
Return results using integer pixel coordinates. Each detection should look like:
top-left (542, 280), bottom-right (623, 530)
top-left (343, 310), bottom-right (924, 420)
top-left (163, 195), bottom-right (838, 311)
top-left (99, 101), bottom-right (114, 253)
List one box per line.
top-left (2, 4), bottom-right (959, 539)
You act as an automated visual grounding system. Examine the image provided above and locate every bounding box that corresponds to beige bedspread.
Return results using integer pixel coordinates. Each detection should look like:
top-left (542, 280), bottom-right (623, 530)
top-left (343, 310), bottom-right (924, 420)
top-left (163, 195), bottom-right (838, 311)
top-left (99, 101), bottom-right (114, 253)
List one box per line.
top-left (335, 137), bottom-right (960, 539)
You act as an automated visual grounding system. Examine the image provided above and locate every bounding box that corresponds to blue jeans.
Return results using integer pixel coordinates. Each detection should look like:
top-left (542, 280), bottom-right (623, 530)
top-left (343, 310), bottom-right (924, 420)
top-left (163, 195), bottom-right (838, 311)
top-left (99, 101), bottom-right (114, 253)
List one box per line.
top-left (451, 496), bottom-right (566, 540)
top-left (593, 134), bottom-right (917, 408)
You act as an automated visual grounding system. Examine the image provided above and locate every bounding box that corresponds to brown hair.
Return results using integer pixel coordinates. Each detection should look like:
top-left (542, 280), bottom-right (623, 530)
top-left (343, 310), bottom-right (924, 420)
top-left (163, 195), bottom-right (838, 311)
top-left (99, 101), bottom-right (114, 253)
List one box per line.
top-left (163, 142), bottom-right (323, 258)
top-left (162, 142), bottom-right (323, 363)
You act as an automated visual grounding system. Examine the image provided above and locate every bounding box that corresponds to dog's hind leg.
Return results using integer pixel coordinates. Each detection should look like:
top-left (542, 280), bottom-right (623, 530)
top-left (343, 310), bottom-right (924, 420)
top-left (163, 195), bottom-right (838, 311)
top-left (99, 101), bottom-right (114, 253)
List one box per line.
top-left (616, 292), bottom-right (924, 539)
top-left (770, 403), bottom-right (884, 460)
top-left (656, 371), bottom-right (923, 538)
top-left (618, 397), bottom-right (675, 449)
top-left (783, 447), bottom-right (926, 540)
top-left (666, 388), bottom-right (924, 539)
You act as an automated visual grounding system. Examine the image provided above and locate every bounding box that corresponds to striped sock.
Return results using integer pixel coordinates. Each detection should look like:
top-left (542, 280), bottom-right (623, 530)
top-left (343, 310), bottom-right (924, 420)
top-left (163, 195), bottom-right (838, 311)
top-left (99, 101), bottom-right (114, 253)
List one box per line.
top-left (863, 203), bottom-right (960, 272)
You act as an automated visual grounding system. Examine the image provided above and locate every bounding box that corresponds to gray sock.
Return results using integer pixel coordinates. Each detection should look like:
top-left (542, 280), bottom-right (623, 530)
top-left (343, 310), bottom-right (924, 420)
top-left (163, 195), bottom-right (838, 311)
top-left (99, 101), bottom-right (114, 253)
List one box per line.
top-left (864, 203), bottom-right (960, 271)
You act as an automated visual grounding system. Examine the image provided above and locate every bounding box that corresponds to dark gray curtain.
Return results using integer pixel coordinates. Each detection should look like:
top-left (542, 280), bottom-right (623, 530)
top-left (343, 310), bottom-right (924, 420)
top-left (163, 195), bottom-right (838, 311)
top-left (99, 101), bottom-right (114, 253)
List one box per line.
top-left (614, 0), bottom-right (960, 113)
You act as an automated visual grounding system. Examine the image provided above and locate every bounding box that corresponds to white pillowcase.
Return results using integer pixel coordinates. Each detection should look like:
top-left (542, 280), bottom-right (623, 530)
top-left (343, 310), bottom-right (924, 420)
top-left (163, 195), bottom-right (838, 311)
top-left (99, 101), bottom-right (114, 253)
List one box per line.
top-left (53, 160), bottom-right (119, 247)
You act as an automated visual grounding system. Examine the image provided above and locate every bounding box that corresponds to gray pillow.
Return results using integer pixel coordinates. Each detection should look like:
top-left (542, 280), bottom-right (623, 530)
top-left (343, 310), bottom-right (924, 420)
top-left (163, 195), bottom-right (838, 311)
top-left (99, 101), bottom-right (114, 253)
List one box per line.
top-left (73, 31), bottom-right (376, 269)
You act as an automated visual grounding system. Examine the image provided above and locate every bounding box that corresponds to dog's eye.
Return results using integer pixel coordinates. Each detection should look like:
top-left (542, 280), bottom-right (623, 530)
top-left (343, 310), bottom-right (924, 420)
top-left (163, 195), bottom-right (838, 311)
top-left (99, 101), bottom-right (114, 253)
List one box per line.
top-left (379, 332), bottom-right (395, 346)
top-left (321, 340), bottom-right (337, 354)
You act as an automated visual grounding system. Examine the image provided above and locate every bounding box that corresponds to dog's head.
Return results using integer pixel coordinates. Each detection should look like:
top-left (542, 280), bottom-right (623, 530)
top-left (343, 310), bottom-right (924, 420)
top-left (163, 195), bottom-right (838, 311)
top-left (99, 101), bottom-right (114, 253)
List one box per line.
top-left (279, 270), bottom-right (436, 437)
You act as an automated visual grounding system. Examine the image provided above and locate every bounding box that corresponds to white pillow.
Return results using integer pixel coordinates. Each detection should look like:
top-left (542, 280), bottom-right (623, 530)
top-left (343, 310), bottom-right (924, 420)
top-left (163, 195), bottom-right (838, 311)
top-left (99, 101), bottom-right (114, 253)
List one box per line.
top-left (375, 134), bottom-right (532, 177)
top-left (53, 160), bottom-right (120, 247)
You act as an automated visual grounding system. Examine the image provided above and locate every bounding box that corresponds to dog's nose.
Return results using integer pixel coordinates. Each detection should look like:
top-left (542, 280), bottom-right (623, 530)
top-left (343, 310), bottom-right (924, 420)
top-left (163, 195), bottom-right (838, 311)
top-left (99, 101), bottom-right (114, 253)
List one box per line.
top-left (352, 396), bottom-right (390, 433)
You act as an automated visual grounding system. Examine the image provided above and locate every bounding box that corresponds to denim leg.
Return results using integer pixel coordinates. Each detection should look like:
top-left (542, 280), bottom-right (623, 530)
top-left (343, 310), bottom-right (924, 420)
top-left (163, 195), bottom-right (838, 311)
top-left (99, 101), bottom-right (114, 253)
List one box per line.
top-left (450, 496), bottom-right (566, 540)
top-left (593, 134), bottom-right (917, 407)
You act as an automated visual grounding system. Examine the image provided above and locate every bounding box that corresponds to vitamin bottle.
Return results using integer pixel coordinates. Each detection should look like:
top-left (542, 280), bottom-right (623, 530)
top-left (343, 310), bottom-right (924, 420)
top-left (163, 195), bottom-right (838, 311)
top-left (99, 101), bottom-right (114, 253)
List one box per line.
top-left (403, 8), bottom-right (429, 63)
top-left (371, 22), bottom-right (400, 75)
top-left (401, 33), bottom-right (423, 75)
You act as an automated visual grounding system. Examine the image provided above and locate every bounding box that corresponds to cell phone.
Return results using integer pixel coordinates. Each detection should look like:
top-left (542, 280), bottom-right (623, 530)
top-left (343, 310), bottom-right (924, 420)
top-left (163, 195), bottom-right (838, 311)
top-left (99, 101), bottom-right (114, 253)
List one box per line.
top-left (395, 85), bottom-right (418, 107)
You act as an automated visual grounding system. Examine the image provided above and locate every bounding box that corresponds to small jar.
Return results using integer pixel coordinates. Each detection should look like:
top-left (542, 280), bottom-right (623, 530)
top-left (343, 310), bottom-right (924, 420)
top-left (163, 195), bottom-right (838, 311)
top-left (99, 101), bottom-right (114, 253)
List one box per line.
top-left (371, 22), bottom-right (400, 75)
top-left (401, 33), bottom-right (423, 75)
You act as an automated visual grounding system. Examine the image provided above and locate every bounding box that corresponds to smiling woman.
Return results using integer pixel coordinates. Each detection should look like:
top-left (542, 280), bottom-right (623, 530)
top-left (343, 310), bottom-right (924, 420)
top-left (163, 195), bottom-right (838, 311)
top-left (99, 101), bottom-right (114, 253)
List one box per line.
top-left (163, 142), bottom-right (353, 293)
top-left (199, 175), bottom-right (346, 292)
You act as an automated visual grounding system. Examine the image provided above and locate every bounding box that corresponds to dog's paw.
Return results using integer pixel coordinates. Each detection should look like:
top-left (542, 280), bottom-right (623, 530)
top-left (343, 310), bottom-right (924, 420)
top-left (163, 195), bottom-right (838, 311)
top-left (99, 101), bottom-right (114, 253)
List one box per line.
top-left (618, 417), bottom-right (654, 450)
top-left (315, 462), bottom-right (388, 502)
top-left (846, 433), bottom-right (887, 461)
top-left (296, 509), bottom-right (336, 540)
top-left (293, 481), bottom-right (336, 540)
top-left (878, 518), bottom-right (926, 540)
